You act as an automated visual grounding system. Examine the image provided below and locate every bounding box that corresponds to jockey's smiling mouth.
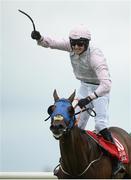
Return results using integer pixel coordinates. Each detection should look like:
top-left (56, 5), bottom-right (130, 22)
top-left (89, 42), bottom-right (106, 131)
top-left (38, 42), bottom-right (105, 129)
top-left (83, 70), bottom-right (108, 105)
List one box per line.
top-left (72, 44), bottom-right (85, 55)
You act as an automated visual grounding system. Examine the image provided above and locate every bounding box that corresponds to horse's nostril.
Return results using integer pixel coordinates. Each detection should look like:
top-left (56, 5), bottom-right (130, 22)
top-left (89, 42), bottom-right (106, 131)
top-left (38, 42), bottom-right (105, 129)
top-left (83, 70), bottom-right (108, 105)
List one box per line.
top-left (59, 124), bottom-right (64, 129)
top-left (50, 124), bottom-right (64, 131)
top-left (54, 124), bottom-right (63, 129)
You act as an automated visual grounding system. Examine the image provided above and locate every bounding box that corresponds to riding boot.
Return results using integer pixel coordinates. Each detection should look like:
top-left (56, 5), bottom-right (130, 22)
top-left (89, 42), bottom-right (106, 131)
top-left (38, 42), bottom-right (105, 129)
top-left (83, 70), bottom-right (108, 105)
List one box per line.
top-left (100, 128), bottom-right (126, 175)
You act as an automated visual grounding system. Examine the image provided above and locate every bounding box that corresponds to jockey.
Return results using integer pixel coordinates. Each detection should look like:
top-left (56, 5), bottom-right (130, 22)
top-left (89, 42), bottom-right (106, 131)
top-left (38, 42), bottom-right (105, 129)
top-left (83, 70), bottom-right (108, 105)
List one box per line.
top-left (31, 24), bottom-right (125, 175)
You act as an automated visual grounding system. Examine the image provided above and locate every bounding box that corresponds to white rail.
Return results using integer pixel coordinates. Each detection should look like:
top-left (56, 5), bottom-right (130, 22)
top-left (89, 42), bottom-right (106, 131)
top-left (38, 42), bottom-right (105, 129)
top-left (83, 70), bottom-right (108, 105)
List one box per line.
top-left (0, 172), bottom-right (57, 179)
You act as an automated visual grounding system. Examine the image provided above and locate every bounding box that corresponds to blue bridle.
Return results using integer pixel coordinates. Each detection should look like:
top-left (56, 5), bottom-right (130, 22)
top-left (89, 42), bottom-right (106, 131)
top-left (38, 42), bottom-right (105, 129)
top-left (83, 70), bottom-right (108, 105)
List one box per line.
top-left (51, 99), bottom-right (76, 129)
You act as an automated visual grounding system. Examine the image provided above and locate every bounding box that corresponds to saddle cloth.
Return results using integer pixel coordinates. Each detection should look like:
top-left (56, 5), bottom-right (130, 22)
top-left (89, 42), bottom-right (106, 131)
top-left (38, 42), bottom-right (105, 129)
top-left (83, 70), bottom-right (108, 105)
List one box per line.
top-left (86, 130), bottom-right (129, 164)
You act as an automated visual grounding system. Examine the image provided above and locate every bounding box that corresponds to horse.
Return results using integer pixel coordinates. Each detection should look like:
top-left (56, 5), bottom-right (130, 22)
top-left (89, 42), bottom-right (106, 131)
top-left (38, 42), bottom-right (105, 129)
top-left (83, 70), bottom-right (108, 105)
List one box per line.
top-left (48, 90), bottom-right (131, 179)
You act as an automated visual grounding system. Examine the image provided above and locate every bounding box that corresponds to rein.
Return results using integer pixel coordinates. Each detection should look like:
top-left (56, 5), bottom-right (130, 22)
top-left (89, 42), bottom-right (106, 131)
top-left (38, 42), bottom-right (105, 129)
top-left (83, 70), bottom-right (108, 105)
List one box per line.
top-left (55, 152), bottom-right (103, 177)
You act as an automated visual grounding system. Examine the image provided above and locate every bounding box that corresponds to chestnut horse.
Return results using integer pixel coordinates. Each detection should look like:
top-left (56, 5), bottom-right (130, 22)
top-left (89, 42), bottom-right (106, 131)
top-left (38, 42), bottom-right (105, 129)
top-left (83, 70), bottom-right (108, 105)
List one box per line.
top-left (48, 90), bottom-right (131, 179)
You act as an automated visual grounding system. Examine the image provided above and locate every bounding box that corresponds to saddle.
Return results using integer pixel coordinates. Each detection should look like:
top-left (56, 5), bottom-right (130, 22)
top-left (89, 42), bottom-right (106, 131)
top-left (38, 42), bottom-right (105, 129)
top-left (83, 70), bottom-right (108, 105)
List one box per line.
top-left (84, 130), bottom-right (129, 164)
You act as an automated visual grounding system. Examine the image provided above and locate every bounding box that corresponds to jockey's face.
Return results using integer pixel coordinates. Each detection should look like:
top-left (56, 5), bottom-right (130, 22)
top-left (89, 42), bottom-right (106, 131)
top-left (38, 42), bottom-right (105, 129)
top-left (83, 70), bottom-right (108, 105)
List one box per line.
top-left (70, 38), bottom-right (89, 55)
top-left (72, 44), bottom-right (85, 55)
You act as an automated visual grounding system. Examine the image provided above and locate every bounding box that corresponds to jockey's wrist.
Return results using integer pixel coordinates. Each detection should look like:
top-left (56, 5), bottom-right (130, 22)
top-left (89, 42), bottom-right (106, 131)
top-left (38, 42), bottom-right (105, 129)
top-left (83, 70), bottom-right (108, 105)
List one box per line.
top-left (37, 36), bottom-right (44, 42)
top-left (86, 96), bottom-right (92, 102)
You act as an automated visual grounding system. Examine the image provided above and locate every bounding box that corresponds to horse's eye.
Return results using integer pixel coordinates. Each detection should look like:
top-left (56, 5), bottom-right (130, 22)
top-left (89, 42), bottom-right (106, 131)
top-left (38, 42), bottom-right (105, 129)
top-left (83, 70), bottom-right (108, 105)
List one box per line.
top-left (68, 106), bottom-right (74, 116)
top-left (47, 105), bottom-right (55, 115)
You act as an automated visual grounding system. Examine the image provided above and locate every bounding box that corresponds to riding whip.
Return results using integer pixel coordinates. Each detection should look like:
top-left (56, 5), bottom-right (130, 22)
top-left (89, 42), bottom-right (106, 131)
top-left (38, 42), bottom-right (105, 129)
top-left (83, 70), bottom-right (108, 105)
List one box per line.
top-left (18, 9), bottom-right (36, 31)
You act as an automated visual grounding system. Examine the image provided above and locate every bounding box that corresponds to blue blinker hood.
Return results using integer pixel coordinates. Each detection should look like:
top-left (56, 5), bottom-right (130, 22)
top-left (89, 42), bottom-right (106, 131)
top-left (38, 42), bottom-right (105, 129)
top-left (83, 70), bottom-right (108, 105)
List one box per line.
top-left (51, 99), bottom-right (75, 128)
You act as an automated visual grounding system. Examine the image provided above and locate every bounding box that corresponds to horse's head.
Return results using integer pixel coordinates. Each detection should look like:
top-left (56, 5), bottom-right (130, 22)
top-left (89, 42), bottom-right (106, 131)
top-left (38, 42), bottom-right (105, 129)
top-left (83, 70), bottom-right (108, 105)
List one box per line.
top-left (49, 90), bottom-right (76, 139)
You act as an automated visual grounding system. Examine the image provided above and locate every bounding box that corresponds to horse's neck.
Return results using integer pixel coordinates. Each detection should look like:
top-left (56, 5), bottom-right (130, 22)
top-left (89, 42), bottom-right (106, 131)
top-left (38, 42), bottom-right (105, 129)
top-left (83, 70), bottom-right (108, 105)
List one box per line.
top-left (59, 126), bottom-right (94, 173)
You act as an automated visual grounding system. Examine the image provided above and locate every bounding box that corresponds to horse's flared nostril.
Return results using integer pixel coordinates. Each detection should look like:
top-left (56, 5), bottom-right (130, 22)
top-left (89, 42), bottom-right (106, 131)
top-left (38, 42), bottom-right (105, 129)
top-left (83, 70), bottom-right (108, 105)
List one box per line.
top-left (50, 124), bottom-right (64, 130)
top-left (59, 124), bottom-right (64, 129)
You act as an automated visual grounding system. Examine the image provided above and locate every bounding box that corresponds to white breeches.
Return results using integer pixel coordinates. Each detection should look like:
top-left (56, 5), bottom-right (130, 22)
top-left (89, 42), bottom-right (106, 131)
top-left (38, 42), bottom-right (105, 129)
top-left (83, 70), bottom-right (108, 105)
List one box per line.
top-left (75, 82), bottom-right (110, 133)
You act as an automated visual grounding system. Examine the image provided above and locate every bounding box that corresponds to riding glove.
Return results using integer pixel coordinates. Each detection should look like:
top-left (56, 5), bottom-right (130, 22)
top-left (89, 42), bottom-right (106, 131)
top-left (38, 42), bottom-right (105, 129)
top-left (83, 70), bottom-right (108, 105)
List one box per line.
top-left (31, 31), bottom-right (41, 40)
top-left (78, 97), bottom-right (92, 108)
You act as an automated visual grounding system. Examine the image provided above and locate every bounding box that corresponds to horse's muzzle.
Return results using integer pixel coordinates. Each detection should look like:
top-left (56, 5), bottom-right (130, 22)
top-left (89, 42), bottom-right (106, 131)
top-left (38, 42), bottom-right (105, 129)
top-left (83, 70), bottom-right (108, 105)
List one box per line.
top-left (50, 115), bottom-right (67, 139)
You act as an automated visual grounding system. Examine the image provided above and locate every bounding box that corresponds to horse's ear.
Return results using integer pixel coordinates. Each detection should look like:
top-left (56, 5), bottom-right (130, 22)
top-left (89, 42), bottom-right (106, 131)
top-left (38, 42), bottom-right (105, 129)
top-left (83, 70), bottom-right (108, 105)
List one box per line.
top-left (68, 90), bottom-right (76, 103)
top-left (53, 89), bottom-right (59, 101)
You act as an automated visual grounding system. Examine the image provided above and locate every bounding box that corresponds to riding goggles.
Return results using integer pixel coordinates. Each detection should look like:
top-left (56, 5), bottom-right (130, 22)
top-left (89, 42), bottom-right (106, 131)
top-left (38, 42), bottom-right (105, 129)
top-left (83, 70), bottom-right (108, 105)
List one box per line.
top-left (70, 38), bottom-right (89, 47)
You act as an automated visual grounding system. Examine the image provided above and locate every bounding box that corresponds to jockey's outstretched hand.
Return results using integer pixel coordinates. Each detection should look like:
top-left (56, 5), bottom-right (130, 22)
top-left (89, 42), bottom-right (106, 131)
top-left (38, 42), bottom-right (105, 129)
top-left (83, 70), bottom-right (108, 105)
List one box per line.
top-left (31, 31), bottom-right (41, 40)
top-left (78, 97), bottom-right (92, 109)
